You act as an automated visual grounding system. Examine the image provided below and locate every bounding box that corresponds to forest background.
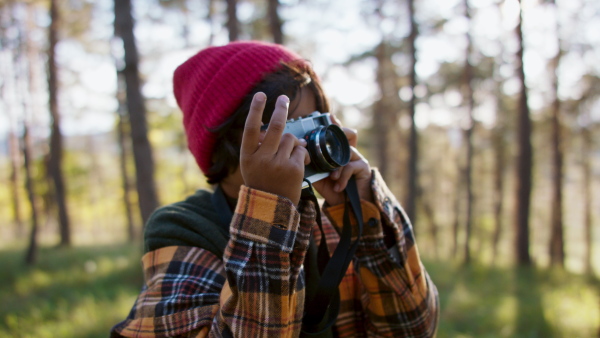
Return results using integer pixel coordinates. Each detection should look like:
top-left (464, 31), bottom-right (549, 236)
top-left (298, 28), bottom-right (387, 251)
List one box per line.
top-left (0, 0), bottom-right (599, 337)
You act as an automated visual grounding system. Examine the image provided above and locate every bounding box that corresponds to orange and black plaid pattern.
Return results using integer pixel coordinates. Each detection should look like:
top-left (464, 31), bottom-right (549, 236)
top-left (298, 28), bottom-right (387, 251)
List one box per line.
top-left (111, 170), bottom-right (439, 337)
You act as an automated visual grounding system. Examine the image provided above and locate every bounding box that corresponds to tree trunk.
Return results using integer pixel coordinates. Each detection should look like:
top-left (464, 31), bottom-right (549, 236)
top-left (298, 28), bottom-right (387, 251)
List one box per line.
top-left (116, 73), bottom-right (137, 242)
top-left (23, 125), bottom-right (40, 265)
top-left (491, 4), bottom-right (507, 265)
top-left (491, 121), bottom-right (506, 265)
top-left (226, 0), bottom-right (239, 41)
top-left (267, 0), bottom-right (283, 44)
top-left (514, 1), bottom-right (532, 265)
top-left (582, 125), bottom-right (592, 274)
top-left (406, 0), bottom-right (419, 228)
top-left (548, 0), bottom-right (564, 267)
top-left (114, 0), bottom-right (160, 226)
top-left (422, 191), bottom-right (439, 259)
top-left (47, 0), bottom-right (71, 246)
top-left (452, 185), bottom-right (461, 258)
top-left (373, 42), bottom-right (390, 181)
top-left (372, 40), bottom-right (403, 194)
top-left (462, 0), bottom-right (475, 265)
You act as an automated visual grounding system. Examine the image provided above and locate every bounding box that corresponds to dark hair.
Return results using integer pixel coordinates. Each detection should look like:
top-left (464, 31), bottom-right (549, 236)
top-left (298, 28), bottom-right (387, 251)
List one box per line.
top-left (205, 60), bottom-right (329, 184)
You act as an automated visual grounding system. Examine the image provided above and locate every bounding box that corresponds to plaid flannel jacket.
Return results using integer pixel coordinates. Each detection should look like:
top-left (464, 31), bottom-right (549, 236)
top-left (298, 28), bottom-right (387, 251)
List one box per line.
top-left (111, 170), bottom-right (439, 337)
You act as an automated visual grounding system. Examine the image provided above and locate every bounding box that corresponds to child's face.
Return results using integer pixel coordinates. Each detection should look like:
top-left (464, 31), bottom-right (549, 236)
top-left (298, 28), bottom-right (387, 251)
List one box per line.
top-left (288, 87), bottom-right (318, 120)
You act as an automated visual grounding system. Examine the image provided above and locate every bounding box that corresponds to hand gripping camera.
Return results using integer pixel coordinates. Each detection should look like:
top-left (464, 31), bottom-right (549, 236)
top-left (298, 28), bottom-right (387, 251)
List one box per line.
top-left (270, 112), bottom-right (351, 187)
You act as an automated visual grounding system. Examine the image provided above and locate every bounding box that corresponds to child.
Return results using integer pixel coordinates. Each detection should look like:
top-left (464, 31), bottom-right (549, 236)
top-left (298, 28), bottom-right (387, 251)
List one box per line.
top-left (111, 41), bottom-right (438, 338)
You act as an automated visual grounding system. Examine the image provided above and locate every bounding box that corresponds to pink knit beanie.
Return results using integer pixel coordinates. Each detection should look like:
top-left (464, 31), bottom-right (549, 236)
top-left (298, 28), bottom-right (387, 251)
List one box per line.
top-left (173, 41), bottom-right (305, 175)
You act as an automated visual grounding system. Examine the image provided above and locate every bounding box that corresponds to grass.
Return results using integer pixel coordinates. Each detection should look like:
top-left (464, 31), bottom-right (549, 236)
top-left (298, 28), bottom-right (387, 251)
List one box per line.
top-left (0, 244), bottom-right (598, 337)
top-left (0, 244), bottom-right (144, 338)
top-left (429, 260), bottom-right (599, 337)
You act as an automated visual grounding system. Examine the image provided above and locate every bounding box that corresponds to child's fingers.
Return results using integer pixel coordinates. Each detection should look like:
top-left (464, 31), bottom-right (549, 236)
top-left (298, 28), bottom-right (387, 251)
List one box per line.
top-left (332, 149), bottom-right (369, 192)
top-left (291, 145), bottom-right (310, 167)
top-left (333, 163), bottom-right (364, 192)
top-left (343, 127), bottom-right (358, 148)
top-left (260, 95), bottom-right (289, 154)
top-left (276, 133), bottom-right (303, 158)
top-left (241, 92), bottom-right (267, 155)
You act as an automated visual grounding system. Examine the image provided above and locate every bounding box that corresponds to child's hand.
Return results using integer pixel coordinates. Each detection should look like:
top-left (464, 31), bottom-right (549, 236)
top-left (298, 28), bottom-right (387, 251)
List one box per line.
top-left (240, 92), bottom-right (310, 205)
top-left (313, 115), bottom-right (373, 206)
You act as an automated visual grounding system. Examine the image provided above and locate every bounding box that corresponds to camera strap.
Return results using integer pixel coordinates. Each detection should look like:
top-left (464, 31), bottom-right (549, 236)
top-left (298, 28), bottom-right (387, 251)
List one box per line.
top-left (300, 176), bottom-right (364, 336)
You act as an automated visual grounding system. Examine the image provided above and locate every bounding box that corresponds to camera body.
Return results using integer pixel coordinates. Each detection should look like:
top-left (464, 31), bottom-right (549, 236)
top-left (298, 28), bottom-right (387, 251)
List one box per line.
top-left (279, 112), bottom-right (351, 187)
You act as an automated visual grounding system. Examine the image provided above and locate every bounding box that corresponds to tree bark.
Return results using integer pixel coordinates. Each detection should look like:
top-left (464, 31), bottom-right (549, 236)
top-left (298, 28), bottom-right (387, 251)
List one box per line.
top-left (406, 0), bottom-right (419, 228)
top-left (452, 185), bottom-right (461, 258)
top-left (582, 125), bottom-right (592, 274)
top-left (226, 0), bottom-right (239, 41)
top-left (267, 0), bottom-right (283, 44)
top-left (462, 0), bottom-right (475, 265)
top-left (23, 125), bottom-right (40, 265)
top-left (491, 117), bottom-right (506, 265)
top-left (114, 0), bottom-right (160, 226)
top-left (422, 189), bottom-right (439, 259)
top-left (548, 0), bottom-right (564, 267)
top-left (372, 40), bottom-right (403, 194)
top-left (373, 42), bottom-right (391, 181)
top-left (116, 72), bottom-right (137, 242)
top-left (514, 1), bottom-right (532, 265)
top-left (491, 2), bottom-right (507, 265)
top-left (47, 0), bottom-right (71, 246)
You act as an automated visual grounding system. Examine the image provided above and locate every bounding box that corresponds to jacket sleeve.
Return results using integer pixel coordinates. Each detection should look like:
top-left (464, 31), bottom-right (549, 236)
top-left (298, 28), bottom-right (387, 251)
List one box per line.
top-left (110, 186), bottom-right (315, 338)
top-left (211, 185), bottom-right (314, 337)
top-left (323, 169), bottom-right (439, 337)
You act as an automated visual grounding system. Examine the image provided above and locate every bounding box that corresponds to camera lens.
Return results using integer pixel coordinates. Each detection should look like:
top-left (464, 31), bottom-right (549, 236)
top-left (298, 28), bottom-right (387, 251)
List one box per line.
top-left (324, 128), bottom-right (344, 164)
top-left (306, 124), bottom-right (350, 171)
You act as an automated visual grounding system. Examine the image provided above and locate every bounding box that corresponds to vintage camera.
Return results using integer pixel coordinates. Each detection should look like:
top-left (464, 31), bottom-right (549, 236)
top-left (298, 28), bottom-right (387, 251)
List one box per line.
top-left (268, 112), bottom-right (351, 187)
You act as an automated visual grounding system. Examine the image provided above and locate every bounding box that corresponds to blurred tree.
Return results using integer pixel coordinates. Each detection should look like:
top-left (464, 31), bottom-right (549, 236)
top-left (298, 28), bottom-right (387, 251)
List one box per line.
top-left (548, 0), bottom-right (564, 267)
top-left (577, 74), bottom-right (600, 274)
top-left (462, 0), bottom-right (475, 265)
top-left (582, 111), bottom-right (592, 274)
top-left (405, 0), bottom-right (419, 227)
top-left (345, 2), bottom-right (404, 195)
top-left (491, 66), bottom-right (508, 265)
top-left (489, 1), bottom-right (511, 265)
top-left (373, 41), bottom-right (401, 185)
top-left (421, 173), bottom-right (440, 259)
top-left (114, 0), bottom-right (160, 225)
top-left (420, 58), bottom-right (464, 258)
top-left (116, 73), bottom-right (137, 242)
top-left (23, 125), bottom-right (40, 265)
top-left (267, 0), bottom-right (283, 44)
top-left (514, 0), bottom-right (532, 265)
top-left (226, 0), bottom-right (239, 41)
top-left (47, 0), bottom-right (71, 246)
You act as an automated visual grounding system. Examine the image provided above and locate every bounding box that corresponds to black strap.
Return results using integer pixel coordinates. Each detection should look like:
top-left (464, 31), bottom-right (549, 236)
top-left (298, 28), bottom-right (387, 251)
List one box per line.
top-left (301, 176), bottom-right (364, 336)
top-left (211, 185), bottom-right (234, 228)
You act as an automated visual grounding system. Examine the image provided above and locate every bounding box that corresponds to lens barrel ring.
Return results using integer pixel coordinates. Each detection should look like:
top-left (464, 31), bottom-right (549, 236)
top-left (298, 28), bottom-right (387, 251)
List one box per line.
top-left (306, 124), bottom-right (351, 172)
